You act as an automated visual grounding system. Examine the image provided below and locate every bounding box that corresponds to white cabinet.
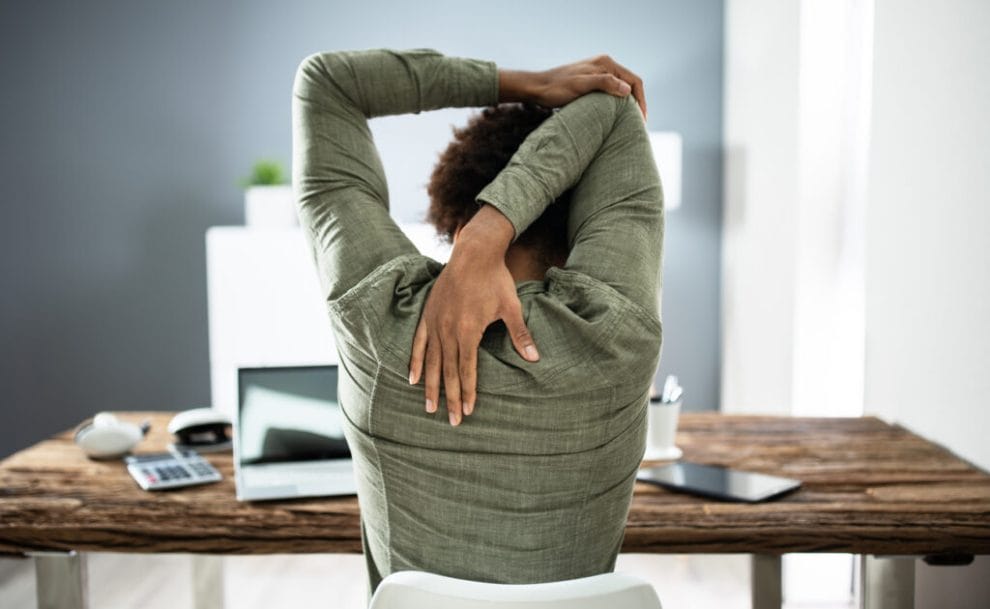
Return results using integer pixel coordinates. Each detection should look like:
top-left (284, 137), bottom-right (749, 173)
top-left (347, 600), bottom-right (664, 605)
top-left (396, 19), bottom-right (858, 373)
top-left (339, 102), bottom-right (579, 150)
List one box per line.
top-left (205, 223), bottom-right (449, 416)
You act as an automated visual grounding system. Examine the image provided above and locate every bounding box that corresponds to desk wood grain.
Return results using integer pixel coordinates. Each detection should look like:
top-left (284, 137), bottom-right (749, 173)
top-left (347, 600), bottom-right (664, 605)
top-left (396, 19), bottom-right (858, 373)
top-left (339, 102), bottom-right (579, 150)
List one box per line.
top-left (1, 412), bottom-right (988, 557)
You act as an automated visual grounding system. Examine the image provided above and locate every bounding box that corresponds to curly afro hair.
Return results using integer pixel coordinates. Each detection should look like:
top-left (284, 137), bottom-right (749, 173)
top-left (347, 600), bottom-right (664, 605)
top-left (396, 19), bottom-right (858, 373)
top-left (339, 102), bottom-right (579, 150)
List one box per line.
top-left (426, 102), bottom-right (572, 264)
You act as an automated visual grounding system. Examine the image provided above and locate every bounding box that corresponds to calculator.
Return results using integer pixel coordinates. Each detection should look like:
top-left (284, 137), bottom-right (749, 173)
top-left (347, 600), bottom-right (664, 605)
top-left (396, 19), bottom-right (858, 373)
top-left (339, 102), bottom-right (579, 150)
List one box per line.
top-left (125, 448), bottom-right (222, 490)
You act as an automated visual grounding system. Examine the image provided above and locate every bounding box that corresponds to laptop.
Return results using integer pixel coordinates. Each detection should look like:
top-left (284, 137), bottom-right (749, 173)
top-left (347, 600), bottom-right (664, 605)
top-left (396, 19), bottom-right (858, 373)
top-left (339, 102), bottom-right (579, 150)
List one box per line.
top-left (234, 365), bottom-right (357, 501)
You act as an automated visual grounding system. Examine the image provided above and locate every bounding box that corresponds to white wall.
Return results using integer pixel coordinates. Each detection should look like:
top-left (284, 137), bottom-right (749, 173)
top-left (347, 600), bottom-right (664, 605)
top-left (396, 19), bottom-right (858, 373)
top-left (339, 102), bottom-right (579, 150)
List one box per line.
top-left (865, 0), bottom-right (990, 472)
top-left (725, 0), bottom-right (990, 605)
top-left (724, 3), bottom-right (873, 603)
top-left (791, 0), bottom-right (870, 417)
top-left (865, 2), bottom-right (990, 604)
top-left (724, 0), bottom-right (990, 467)
top-left (722, 0), bottom-right (868, 417)
top-left (721, 0), bottom-right (800, 415)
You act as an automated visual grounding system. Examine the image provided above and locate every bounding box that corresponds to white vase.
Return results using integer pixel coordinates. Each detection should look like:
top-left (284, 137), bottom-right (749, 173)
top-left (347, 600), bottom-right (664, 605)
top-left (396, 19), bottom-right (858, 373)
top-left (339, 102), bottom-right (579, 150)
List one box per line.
top-left (244, 185), bottom-right (296, 228)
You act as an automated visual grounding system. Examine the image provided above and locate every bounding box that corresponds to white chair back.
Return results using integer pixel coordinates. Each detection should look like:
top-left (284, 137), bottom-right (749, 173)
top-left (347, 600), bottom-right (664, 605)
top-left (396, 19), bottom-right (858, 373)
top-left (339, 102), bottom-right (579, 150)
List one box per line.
top-left (368, 571), bottom-right (662, 609)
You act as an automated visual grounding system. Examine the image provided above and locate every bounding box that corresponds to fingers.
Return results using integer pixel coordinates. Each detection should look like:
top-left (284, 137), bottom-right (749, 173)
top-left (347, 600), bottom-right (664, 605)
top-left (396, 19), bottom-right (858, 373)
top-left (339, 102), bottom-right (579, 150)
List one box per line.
top-left (458, 338), bottom-right (478, 417)
top-left (503, 303), bottom-right (539, 363)
top-left (441, 335), bottom-right (462, 426)
top-left (631, 78), bottom-right (647, 121)
top-left (409, 319), bottom-right (427, 385)
top-left (588, 73), bottom-right (632, 97)
top-left (424, 333), bottom-right (441, 415)
top-left (593, 54), bottom-right (647, 121)
top-left (421, 326), bottom-right (469, 427)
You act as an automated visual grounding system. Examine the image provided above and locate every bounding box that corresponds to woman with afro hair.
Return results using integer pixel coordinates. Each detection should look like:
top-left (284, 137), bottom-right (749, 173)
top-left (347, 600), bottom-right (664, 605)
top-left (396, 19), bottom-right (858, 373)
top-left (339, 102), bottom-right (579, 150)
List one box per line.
top-left (292, 48), bottom-right (663, 598)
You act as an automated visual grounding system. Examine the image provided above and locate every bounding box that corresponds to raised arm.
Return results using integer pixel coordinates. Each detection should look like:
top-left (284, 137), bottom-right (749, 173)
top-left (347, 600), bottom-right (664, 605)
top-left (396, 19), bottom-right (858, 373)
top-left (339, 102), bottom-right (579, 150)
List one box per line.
top-left (407, 54), bottom-right (654, 427)
top-left (474, 91), bottom-right (664, 315)
top-left (291, 48), bottom-right (499, 302)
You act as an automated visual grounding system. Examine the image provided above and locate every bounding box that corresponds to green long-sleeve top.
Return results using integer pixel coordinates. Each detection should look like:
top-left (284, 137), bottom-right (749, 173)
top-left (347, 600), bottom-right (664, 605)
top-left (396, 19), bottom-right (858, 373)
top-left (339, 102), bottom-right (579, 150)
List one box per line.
top-left (292, 48), bottom-right (664, 596)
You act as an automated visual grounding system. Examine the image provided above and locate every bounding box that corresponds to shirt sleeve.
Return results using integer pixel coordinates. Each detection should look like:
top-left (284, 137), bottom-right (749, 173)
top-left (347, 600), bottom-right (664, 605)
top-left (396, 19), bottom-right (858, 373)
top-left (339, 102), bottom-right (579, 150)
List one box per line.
top-left (474, 92), bottom-right (664, 319)
top-left (291, 48), bottom-right (499, 304)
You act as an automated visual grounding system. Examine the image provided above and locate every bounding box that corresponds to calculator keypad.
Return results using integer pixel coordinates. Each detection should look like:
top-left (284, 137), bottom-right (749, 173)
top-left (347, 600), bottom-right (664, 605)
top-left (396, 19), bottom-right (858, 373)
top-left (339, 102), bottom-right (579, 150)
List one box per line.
top-left (125, 450), bottom-right (222, 491)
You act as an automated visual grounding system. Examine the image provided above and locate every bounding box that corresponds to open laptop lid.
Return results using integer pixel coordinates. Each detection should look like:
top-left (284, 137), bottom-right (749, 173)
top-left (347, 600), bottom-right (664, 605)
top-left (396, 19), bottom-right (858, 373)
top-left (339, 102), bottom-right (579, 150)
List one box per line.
top-left (235, 365), bottom-right (350, 468)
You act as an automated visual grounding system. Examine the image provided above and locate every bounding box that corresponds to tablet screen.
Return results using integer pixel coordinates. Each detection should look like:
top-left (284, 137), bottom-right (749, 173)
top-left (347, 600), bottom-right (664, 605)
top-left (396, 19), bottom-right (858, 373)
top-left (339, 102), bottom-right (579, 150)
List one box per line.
top-left (637, 462), bottom-right (802, 502)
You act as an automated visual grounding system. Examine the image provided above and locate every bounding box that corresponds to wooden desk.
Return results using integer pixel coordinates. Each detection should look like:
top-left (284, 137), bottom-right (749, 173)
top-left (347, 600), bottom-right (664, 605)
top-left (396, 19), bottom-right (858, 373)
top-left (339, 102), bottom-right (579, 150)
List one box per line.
top-left (2, 412), bottom-right (988, 609)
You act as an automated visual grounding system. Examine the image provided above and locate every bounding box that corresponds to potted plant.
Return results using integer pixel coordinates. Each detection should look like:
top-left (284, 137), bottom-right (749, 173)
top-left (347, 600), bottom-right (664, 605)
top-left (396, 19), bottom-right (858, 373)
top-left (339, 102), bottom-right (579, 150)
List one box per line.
top-left (242, 160), bottom-right (296, 227)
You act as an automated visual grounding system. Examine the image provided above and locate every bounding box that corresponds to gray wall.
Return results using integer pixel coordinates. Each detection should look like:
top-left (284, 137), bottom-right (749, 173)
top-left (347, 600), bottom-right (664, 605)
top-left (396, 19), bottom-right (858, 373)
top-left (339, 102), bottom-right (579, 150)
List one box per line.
top-left (0, 0), bottom-right (724, 458)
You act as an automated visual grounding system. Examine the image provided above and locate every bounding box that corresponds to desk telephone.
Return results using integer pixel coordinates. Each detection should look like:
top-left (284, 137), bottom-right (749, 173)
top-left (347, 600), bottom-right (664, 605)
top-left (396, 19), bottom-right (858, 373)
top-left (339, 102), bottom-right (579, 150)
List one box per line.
top-left (167, 407), bottom-right (233, 452)
top-left (74, 408), bottom-right (231, 490)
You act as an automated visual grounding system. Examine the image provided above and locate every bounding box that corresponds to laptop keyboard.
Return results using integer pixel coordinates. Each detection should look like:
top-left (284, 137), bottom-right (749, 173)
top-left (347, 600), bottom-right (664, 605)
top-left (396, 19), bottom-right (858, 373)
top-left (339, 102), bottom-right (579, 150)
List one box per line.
top-left (242, 460), bottom-right (353, 488)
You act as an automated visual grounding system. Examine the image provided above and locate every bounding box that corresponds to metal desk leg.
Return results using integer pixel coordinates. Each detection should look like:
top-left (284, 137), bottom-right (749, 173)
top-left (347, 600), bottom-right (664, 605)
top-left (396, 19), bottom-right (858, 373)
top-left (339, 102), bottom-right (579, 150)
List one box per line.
top-left (192, 554), bottom-right (225, 609)
top-left (752, 554), bottom-right (783, 609)
top-left (31, 550), bottom-right (89, 609)
top-left (861, 555), bottom-right (915, 609)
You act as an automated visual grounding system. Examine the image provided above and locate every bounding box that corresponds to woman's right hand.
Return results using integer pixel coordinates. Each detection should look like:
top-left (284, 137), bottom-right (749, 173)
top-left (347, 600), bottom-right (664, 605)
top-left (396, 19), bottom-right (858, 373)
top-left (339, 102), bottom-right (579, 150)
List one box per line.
top-left (499, 54), bottom-right (647, 120)
top-left (408, 205), bottom-right (537, 427)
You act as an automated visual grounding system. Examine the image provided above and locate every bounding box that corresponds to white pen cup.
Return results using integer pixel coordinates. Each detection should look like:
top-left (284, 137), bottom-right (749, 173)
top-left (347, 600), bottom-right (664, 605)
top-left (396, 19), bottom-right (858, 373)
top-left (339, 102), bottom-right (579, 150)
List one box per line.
top-left (644, 397), bottom-right (683, 460)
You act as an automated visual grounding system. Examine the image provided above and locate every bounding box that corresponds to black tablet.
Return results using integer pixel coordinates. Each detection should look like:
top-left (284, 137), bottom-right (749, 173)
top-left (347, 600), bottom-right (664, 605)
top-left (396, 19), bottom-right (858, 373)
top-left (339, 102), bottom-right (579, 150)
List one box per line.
top-left (637, 462), bottom-right (802, 503)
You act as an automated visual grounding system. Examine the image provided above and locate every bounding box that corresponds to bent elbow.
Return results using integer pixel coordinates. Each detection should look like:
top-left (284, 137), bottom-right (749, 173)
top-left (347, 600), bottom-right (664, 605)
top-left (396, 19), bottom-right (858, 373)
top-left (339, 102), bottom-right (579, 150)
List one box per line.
top-left (293, 52), bottom-right (329, 99)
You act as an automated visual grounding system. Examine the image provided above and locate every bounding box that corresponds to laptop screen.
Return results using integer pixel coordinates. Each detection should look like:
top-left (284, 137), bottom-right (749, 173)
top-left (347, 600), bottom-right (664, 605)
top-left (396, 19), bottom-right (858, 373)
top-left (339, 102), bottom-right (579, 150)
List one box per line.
top-left (236, 366), bottom-right (350, 466)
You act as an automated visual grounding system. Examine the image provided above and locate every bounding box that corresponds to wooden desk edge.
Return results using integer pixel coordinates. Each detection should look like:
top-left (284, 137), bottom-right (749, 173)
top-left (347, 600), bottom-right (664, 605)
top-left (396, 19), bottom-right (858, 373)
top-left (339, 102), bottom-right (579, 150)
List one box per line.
top-left (2, 412), bottom-right (989, 557)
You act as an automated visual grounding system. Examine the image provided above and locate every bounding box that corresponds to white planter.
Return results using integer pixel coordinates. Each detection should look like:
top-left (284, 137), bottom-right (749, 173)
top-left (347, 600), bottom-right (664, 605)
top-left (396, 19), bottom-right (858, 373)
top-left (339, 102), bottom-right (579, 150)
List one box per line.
top-left (244, 185), bottom-right (297, 228)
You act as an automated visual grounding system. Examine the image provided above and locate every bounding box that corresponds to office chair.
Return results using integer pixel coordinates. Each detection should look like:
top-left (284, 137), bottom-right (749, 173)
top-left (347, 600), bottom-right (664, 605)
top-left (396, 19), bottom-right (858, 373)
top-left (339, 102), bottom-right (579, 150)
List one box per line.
top-left (368, 571), bottom-right (663, 609)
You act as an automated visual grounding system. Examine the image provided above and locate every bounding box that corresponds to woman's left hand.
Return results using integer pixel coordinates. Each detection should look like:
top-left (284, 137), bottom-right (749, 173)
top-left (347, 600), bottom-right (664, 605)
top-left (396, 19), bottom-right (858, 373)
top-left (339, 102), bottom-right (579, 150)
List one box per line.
top-left (499, 54), bottom-right (647, 120)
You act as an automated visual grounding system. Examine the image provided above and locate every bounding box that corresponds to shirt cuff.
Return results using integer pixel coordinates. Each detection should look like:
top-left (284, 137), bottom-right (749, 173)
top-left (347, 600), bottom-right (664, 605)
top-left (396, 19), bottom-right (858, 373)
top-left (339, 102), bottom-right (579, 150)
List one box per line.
top-left (447, 54), bottom-right (499, 108)
top-left (474, 165), bottom-right (553, 241)
top-left (483, 59), bottom-right (499, 106)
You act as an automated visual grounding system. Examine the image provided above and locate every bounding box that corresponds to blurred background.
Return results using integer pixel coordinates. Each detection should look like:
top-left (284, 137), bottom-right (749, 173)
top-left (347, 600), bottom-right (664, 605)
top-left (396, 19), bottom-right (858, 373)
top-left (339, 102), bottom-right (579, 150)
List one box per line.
top-left (0, 0), bottom-right (724, 452)
top-left (1, 0), bottom-right (988, 607)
